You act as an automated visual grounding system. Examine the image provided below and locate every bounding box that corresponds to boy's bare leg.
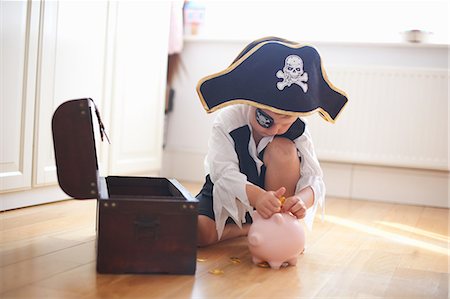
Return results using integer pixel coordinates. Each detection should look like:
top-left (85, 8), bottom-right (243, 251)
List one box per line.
top-left (197, 215), bottom-right (250, 247)
top-left (263, 137), bottom-right (301, 196)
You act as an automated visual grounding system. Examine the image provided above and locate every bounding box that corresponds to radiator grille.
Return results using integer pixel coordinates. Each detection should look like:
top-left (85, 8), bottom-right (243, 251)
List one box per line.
top-left (308, 66), bottom-right (449, 171)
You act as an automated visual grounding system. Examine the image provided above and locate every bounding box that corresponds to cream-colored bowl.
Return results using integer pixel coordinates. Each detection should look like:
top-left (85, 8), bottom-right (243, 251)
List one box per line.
top-left (402, 30), bottom-right (431, 43)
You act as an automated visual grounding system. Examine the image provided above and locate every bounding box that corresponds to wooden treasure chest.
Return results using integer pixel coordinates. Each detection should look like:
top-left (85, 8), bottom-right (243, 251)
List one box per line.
top-left (51, 98), bottom-right (198, 274)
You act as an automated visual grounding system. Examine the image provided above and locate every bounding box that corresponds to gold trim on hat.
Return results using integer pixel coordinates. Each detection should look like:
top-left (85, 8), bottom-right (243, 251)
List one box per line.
top-left (196, 37), bottom-right (348, 124)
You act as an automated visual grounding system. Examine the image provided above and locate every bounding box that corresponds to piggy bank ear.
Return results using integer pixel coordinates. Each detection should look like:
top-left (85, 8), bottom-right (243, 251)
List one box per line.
top-left (273, 213), bottom-right (285, 225)
top-left (248, 233), bottom-right (261, 246)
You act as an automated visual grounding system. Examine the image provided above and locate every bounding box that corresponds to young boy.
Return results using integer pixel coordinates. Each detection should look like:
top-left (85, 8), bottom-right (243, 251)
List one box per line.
top-left (195, 37), bottom-right (348, 246)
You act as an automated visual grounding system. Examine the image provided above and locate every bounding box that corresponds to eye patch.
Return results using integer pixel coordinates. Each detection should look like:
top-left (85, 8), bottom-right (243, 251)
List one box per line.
top-left (255, 108), bottom-right (274, 128)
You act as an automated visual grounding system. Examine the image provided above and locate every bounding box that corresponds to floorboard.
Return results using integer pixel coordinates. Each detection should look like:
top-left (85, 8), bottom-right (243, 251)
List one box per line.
top-left (1, 182), bottom-right (448, 298)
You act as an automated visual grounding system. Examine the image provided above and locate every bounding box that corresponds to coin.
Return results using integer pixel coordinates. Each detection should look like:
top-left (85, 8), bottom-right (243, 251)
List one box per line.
top-left (208, 268), bottom-right (224, 275)
top-left (257, 262), bottom-right (270, 268)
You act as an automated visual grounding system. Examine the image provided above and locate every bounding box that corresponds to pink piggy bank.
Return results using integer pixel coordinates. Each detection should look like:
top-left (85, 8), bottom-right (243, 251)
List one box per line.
top-left (248, 211), bottom-right (305, 269)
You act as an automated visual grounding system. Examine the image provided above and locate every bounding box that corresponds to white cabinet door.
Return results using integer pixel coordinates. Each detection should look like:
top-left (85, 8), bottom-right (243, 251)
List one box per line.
top-left (1, 0), bottom-right (170, 199)
top-left (36, 1), bottom-right (171, 184)
top-left (107, 1), bottom-right (170, 175)
top-left (34, 1), bottom-right (109, 186)
top-left (0, 1), bottom-right (40, 192)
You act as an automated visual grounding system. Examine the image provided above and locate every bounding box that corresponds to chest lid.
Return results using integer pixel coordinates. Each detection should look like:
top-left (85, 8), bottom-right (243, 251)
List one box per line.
top-left (52, 98), bottom-right (109, 199)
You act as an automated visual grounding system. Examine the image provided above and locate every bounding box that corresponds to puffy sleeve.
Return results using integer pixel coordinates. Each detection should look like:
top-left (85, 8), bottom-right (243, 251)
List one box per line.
top-left (206, 115), bottom-right (254, 239)
top-left (293, 125), bottom-right (326, 231)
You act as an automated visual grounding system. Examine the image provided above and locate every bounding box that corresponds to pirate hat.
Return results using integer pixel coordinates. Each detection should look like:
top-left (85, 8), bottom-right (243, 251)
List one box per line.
top-left (196, 37), bottom-right (348, 123)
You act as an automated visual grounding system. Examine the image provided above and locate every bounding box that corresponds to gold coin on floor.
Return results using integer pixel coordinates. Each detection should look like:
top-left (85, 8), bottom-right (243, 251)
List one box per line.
top-left (257, 262), bottom-right (270, 268)
top-left (209, 268), bottom-right (224, 275)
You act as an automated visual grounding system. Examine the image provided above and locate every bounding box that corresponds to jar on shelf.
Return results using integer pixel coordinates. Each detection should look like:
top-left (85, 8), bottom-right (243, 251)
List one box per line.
top-left (183, 1), bottom-right (206, 36)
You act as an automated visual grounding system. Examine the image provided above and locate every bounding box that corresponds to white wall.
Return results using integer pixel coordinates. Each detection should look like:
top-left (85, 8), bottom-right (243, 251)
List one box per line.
top-left (198, 1), bottom-right (449, 45)
top-left (161, 38), bottom-right (449, 207)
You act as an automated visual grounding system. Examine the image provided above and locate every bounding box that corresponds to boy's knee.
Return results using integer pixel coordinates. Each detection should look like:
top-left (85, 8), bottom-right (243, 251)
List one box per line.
top-left (264, 137), bottom-right (298, 165)
top-left (197, 216), bottom-right (218, 247)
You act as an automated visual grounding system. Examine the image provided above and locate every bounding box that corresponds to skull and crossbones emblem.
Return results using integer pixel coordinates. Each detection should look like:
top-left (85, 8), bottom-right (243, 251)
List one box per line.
top-left (276, 55), bottom-right (308, 92)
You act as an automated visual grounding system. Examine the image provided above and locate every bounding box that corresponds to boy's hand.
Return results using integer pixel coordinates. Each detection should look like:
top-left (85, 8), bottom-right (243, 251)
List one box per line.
top-left (254, 187), bottom-right (286, 219)
top-left (281, 195), bottom-right (307, 219)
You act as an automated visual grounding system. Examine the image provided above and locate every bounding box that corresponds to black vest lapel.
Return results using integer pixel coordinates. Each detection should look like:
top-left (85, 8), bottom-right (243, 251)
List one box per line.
top-left (229, 125), bottom-right (262, 187)
top-left (278, 118), bottom-right (305, 140)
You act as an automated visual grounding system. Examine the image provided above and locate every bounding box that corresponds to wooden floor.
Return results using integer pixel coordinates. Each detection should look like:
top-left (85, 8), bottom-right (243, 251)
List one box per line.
top-left (1, 181), bottom-right (448, 299)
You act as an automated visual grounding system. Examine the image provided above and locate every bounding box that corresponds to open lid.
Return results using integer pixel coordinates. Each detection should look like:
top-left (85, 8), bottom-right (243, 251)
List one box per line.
top-left (52, 98), bottom-right (109, 199)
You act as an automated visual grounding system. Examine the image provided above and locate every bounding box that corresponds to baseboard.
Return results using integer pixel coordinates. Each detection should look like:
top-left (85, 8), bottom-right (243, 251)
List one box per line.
top-left (0, 170), bottom-right (180, 211)
top-left (321, 162), bottom-right (449, 208)
top-left (162, 150), bottom-right (449, 208)
top-left (0, 185), bottom-right (70, 211)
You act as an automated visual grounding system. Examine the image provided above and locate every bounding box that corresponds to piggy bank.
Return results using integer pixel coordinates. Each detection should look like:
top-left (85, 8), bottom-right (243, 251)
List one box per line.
top-left (248, 211), bottom-right (305, 269)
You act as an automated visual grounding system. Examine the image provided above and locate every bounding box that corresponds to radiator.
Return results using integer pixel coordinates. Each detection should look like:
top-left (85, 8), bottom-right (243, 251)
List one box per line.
top-left (308, 66), bottom-right (449, 171)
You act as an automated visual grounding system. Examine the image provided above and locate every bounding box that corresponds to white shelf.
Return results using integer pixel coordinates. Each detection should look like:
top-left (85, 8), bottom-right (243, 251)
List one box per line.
top-left (183, 35), bottom-right (449, 49)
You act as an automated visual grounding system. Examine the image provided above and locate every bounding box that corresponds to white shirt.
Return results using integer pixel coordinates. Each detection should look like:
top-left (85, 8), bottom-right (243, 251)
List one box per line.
top-left (204, 105), bottom-right (325, 239)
